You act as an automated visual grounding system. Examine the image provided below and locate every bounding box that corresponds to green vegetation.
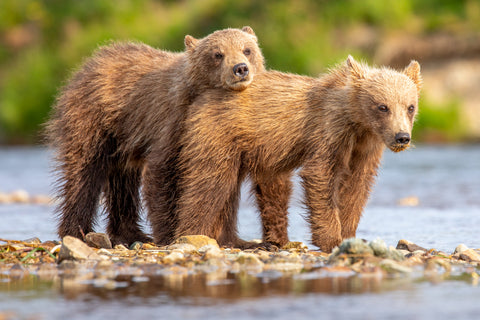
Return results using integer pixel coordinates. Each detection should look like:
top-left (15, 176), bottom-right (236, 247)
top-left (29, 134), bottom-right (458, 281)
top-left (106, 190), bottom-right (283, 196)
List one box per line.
top-left (413, 97), bottom-right (464, 143)
top-left (0, 0), bottom-right (478, 144)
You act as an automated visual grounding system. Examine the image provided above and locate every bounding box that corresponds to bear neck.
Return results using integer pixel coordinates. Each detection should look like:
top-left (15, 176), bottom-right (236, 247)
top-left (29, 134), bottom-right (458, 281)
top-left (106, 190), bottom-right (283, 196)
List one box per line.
top-left (174, 55), bottom-right (205, 105)
top-left (306, 70), bottom-right (385, 163)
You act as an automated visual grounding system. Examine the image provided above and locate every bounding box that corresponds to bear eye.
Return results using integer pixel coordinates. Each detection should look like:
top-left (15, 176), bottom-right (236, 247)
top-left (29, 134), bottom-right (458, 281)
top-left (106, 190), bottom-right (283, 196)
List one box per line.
top-left (214, 52), bottom-right (224, 60)
top-left (378, 104), bottom-right (389, 112)
top-left (243, 48), bottom-right (251, 56)
top-left (408, 105), bottom-right (415, 113)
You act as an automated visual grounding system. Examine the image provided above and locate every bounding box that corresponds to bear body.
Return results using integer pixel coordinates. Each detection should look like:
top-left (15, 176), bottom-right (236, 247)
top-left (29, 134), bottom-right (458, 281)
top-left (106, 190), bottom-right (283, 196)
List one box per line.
top-left (175, 56), bottom-right (422, 252)
top-left (47, 27), bottom-right (265, 245)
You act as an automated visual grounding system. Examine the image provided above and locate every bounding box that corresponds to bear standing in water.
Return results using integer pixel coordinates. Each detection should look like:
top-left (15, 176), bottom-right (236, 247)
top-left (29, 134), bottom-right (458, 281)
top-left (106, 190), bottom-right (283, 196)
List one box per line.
top-left (175, 56), bottom-right (421, 252)
top-left (47, 27), bottom-right (265, 246)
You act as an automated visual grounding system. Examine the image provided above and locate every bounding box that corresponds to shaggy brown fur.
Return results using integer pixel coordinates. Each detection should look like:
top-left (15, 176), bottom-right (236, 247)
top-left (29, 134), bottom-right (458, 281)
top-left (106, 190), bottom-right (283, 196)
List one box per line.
top-left (174, 56), bottom-right (422, 252)
top-left (47, 27), bottom-right (265, 246)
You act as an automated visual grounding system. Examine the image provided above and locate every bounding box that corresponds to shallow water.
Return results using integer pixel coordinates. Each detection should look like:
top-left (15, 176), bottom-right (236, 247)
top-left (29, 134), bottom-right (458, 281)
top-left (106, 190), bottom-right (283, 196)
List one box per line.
top-left (0, 145), bottom-right (479, 319)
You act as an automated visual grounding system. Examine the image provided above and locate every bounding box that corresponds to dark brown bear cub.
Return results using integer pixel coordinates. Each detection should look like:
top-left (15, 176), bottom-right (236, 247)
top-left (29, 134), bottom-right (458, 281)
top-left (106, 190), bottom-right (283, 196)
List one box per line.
top-left (47, 27), bottom-right (265, 246)
top-left (174, 56), bottom-right (421, 252)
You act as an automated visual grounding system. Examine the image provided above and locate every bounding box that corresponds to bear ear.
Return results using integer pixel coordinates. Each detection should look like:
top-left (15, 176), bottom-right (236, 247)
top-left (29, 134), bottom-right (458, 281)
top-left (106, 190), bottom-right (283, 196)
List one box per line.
top-left (403, 60), bottom-right (422, 92)
top-left (241, 26), bottom-right (256, 36)
top-left (346, 55), bottom-right (366, 79)
top-left (184, 35), bottom-right (199, 50)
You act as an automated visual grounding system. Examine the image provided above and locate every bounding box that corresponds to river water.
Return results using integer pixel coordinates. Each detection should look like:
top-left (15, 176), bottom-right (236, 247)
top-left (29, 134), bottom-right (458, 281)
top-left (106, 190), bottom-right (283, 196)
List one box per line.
top-left (0, 145), bottom-right (479, 319)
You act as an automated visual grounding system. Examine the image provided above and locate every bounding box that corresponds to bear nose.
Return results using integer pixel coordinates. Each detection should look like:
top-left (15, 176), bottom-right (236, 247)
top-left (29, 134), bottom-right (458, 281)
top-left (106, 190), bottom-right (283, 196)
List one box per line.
top-left (395, 132), bottom-right (410, 145)
top-left (233, 63), bottom-right (249, 78)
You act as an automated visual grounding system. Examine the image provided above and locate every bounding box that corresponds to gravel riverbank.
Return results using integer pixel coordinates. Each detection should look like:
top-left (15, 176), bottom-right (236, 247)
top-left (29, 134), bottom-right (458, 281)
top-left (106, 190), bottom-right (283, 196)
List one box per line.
top-left (1, 234), bottom-right (479, 289)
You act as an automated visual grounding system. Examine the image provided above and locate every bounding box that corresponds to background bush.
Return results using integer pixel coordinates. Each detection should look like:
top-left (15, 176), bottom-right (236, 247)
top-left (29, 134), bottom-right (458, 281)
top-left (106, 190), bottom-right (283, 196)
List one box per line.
top-left (0, 0), bottom-right (478, 144)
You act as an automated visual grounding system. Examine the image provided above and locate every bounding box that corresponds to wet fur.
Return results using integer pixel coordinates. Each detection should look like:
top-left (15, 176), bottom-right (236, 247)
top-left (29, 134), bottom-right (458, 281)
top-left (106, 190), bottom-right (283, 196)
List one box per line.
top-left (47, 27), bottom-right (265, 246)
top-left (175, 56), bottom-right (422, 252)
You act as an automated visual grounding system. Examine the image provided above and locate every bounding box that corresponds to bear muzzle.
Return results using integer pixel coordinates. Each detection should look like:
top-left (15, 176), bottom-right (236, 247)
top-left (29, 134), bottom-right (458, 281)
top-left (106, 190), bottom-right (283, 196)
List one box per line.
top-left (233, 62), bottom-right (249, 80)
top-left (389, 132), bottom-right (411, 152)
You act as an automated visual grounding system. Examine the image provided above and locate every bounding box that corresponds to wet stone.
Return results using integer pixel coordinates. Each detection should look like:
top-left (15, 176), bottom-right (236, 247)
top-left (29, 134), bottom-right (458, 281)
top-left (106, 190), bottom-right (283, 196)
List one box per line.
top-left (163, 250), bottom-right (185, 264)
top-left (380, 259), bottom-right (412, 274)
top-left (129, 241), bottom-right (142, 251)
top-left (166, 243), bottom-right (197, 253)
top-left (282, 241), bottom-right (308, 251)
top-left (58, 236), bottom-right (101, 262)
top-left (200, 245), bottom-right (223, 259)
top-left (337, 238), bottom-right (374, 255)
top-left (458, 249), bottom-right (480, 263)
top-left (454, 244), bottom-right (469, 255)
top-left (114, 244), bottom-right (128, 251)
top-left (425, 257), bottom-right (452, 274)
top-left (85, 233), bottom-right (112, 249)
top-left (172, 235), bottom-right (219, 249)
top-left (369, 238), bottom-right (388, 257)
top-left (22, 237), bottom-right (41, 244)
top-left (236, 252), bottom-right (264, 267)
top-left (9, 190), bottom-right (29, 203)
top-left (396, 239), bottom-right (427, 252)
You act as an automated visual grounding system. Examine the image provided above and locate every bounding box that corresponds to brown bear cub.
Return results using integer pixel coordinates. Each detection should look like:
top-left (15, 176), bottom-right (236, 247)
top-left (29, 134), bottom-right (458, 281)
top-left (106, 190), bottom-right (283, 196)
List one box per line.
top-left (175, 56), bottom-right (422, 252)
top-left (47, 27), bottom-right (265, 246)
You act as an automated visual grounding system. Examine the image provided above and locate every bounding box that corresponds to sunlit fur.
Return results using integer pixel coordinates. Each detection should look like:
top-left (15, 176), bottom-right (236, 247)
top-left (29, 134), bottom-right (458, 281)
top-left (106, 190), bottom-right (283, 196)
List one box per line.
top-left (46, 27), bottom-right (265, 246)
top-left (174, 56), bottom-right (422, 252)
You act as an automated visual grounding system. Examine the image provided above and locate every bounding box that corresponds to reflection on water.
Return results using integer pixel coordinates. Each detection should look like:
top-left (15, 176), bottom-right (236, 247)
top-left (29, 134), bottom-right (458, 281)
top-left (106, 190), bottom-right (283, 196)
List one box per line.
top-left (0, 145), bottom-right (479, 320)
top-left (2, 270), bottom-right (405, 302)
top-left (1, 265), bottom-right (479, 320)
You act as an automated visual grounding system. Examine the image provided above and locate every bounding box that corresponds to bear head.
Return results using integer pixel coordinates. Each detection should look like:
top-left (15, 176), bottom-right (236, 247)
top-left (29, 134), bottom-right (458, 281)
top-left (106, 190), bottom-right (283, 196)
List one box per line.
top-left (346, 55), bottom-right (422, 152)
top-left (184, 26), bottom-right (265, 91)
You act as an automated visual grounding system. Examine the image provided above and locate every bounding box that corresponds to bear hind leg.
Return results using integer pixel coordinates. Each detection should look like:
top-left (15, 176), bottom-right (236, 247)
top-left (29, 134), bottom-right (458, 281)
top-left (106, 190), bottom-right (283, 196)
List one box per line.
top-left (104, 165), bottom-right (152, 246)
top-left (56, 159), bottom-right (106, 240)
top-left (253, 171), bottom-right (292, 247)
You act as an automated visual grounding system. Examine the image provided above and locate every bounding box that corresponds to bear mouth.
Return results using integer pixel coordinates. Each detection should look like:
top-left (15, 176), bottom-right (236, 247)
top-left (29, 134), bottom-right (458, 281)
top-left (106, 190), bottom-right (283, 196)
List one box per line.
top-left (227, 78), bottom-right (252, 90)
top-left (389, 143), bottom-right (410, 153)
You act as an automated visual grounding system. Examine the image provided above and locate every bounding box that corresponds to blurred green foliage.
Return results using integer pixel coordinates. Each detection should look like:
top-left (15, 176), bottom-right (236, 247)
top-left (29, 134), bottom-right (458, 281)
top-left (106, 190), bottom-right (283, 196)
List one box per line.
top-left (0, 0), bottom-right (479, 144)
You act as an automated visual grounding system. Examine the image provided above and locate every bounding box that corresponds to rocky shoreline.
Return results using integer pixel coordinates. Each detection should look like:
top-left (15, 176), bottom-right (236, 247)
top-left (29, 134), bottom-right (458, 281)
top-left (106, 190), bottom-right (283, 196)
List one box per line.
top-left (1, 234), bottom-right (479, 291)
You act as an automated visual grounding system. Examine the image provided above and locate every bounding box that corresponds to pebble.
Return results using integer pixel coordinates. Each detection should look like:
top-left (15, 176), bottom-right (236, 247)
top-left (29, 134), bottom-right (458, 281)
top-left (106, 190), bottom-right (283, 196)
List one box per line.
top-left (163, 250), bottom-right (185, 264)
top-left (396, 239), bottom-right (427, 252)
top-left (369, 238), bottom-right (388, 257)
top-left (397, 196), bottom-right (420, 206)
top-left (85, 233), bottom-right (112, 249)
top-left (30, 194), bottom-right (52, 205)
top-left (114, 244), bottom-right (128, 251)
top-left (454, 244), bottom-right (469, 254)
top-left (458, 249), bottom-right (480, 262)
top-left (129, 241), bottom-right (143, 251)
top-left (0, 190), bottom-right (53, 205)
top-left (22, 237), bottom-right (41, 244)
top-left (172, 235), bottom-right (219, 249)
top-left (282, 241), bottom-right (308, 251)
top-left (200, 245), bottom-right (223, 259)
top-left (336, 238), bottom-right (374, 255)
top-left (166, 243), bottom-right (197, 253)
top-left (9, 190), bottom-right (29, 203)
top-left (0, 193), bottom-right (10, 203)
top-left (425, 257), bottom-right (452, 274)
top-left (57, 236), bottom-right (101, 262)
top-left (236, 252), bottom-right (264, 267)
top-left (380, 259), bottom-right (412, 274)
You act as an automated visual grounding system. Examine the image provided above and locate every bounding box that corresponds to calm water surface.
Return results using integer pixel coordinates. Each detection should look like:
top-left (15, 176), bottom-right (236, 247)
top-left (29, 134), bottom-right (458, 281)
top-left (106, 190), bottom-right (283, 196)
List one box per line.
top-left (0, 145), bottom-right (479, 319)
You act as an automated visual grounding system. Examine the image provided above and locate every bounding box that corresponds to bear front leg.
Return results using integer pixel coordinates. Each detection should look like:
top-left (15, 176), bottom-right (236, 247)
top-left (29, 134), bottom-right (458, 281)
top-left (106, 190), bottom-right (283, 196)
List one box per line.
top-left (144, 147), bottom-right (182, 246)
top-left (175, 149), bottom-right (243, 244)
top-left (300, 162), bottom-right (342, 253)
top-left (253, 171), bottom-right (292, 247)
top-left (338, 145), bottom-right (383, 239)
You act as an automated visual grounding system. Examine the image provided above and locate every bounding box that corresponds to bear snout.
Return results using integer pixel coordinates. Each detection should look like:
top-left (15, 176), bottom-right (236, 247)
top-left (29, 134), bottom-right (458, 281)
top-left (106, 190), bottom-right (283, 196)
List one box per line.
top-left (233, 63), bottom-right (249, 79)
top-left (395, 132), bottom-right (410, 145)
